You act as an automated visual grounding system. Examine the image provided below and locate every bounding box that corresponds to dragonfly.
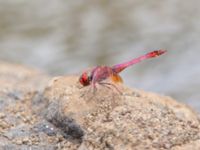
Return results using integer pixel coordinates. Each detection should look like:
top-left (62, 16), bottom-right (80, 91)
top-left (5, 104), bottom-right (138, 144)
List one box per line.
top-left (79, 50), bottom-right (166, 93)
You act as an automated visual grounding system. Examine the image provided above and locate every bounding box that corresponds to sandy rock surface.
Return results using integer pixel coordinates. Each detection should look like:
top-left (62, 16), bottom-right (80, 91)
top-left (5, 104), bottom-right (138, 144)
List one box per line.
top-left (0, 62), bottom-right (200, 150)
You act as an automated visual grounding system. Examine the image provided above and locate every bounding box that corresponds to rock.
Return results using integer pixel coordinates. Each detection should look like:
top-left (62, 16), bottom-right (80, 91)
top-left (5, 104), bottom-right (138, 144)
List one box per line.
top-left (0, 62), bottom-right (56, 149)
top-left (0, 62), bottom-right (200, 150)
top-left (43, 76), bottom-right (200, 149)
top-left (0, 61), bottom-right (49, 110)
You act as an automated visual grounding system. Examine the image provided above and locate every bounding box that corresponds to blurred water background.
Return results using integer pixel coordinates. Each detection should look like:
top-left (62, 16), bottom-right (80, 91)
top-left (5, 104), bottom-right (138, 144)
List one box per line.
top-left (0, 0), bottom-right (199, 111)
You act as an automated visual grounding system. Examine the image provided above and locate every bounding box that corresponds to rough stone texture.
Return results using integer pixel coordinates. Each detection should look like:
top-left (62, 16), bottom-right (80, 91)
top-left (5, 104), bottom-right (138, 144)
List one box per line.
top-left (44, 76), bottom-right (200, 150)
top-left (0, 62), bottom-right (58, 149)
top-left (0, 62), bottom-right (200, 150)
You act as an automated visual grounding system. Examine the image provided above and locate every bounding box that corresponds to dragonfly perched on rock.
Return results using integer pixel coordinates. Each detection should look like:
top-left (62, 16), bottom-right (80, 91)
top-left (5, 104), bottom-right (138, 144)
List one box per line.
top-left (79, 50), bottom-right (166, 93)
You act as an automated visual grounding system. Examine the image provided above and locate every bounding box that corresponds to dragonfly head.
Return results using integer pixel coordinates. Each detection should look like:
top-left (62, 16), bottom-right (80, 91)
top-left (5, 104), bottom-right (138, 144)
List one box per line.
top-left (79, 71), bottom-right (91, 86)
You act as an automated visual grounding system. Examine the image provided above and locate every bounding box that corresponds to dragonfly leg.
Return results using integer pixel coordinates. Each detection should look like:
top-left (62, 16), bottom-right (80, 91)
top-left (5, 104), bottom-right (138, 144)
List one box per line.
top-left (99, 82), bottom-right (123, 95)
top-left (92, 82), bottom-right (97, 94)
top-left (99, 82), bottom-right (112, 90)
top-left (80, 85), bottom-right (96, 100)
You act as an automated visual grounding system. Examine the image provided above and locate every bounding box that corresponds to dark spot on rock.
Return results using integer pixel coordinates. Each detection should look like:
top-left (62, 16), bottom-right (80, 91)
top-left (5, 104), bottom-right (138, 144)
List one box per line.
top-left (32, 92), bottom-right (44, 105)
top-left (132, 92), bottom-right (140, 97)
top-left (52, 116), bottom-right (84, 139)
top-left (45, 102), bottom-right (84, 140)
top-left (4, 125), bottom-right (30, 140)
top-left (31, 92), bottom-right (48, 115)
top-left (7, 90), bottom-right (23, 101)
top-left (33, 121), bottom-right (57, 136)
top-left (0, 98), bottom-right (6, 110)
top-left (105, 141), bottom-right (114, 150)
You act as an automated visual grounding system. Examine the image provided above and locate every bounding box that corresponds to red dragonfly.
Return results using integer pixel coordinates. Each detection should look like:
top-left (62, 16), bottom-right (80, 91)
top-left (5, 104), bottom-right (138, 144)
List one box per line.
top-left (79, 50), bottom-right (166, 92)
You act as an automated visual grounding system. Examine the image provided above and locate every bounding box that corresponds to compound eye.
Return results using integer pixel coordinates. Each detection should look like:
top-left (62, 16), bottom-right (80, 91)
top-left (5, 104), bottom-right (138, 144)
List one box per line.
top-left (79, 72), bottom-right (90, 86)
